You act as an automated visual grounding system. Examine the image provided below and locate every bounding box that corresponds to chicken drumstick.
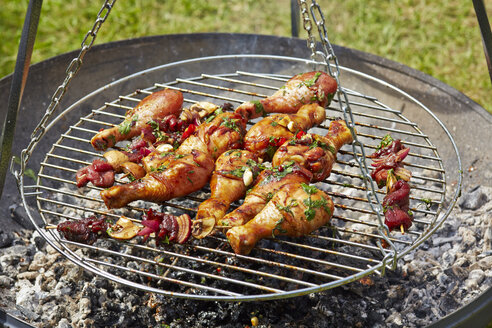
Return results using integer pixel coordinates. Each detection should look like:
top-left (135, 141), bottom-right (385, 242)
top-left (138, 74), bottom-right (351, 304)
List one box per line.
top-left (244, 103), bottom-right (326, 160)
top-left (91, 89), bottom-right (183, 151)
top-left (226, 182), bottom-right (334, 255)
top-left (235, 71), bottom-right (337, 120)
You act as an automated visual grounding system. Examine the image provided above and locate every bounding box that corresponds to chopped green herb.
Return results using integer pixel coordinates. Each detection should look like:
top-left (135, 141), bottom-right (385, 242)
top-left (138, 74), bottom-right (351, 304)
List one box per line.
top-left (251, 100), bottom-right (267, 117)
top-left (205, 108), bottom-right (224, 123)
top-left (275, 199), bottom-right (298, 215)
top-left (270, 121), bottom-right (278, 127)
top-left (297, 72), bottom-right (321, 88)
top-left (272, 217), bottom-right (287, 238)
top-left (377, 134), bottom-right (394, 150)
top-left (187, 177), bottom-right (193, 184)
top-left (303, 195), bottom-right (331, 221)
top-left (220, 117), bottom-right (240, 132)
top-left (118, 115), bottom-right (138, 135)
top-left (301, 183), bottom-right (319, 195)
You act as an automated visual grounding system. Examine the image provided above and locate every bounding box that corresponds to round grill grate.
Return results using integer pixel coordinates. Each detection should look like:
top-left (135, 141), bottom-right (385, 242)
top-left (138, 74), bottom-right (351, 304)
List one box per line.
top-left (18, 55), bottom-right (461, 301)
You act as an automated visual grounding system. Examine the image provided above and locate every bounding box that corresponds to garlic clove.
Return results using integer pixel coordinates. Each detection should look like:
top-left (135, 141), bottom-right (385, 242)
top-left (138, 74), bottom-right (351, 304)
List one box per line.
top-left (243, 168), bottom-right (253, 187)
top-left (287, 121), bottom-right (296, 132)
top-left (156, 143), bottom-right (174, 153)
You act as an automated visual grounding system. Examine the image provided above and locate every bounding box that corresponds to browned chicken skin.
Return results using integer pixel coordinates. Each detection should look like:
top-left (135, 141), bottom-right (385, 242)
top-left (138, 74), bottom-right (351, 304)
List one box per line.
top-left (272, 119), bottom-right (354, 182)
top-left (235, 71), bottom-right (337, 120)
top-left (226, 182), bottom-right (334, 255)
top-left (91, 89), bottom-right (183, 151)
top-left (100, 112), bottom-right (247, 209)
top-left (244, 103), bottom-right (326, 160)
top-left (193, 150), bottom-right (261, 238)
top-left (100, 150), bottom-right (214, 209)
top-left (218, 162), bottom-right (312, 228)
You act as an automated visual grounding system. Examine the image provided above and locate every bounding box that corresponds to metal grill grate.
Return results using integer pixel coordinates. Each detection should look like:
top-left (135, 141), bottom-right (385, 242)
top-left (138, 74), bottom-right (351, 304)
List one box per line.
top-left (21, 55), bottom-right (459, 301)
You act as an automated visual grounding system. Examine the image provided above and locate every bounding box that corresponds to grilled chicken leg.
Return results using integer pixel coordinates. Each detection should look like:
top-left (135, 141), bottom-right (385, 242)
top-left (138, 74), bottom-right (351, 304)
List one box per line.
top-left (100, 112), bottom-right (247, 209)
top-left (235, 71), bottom-right (337, 120)
top-left (193, 150), bottom-right (261, 238)
top-left (218, 162), bottom-right (312, 228)
top-left (226, 182), bottom-right (334, 255)
top-left (100, 150), bottom-right (214, 209)
top-left (91, 89), bottom-right (183, 151)
top-left (244, 103), bottom-right (326, 160)
top-left (272, 119), bottom-right (354, 182)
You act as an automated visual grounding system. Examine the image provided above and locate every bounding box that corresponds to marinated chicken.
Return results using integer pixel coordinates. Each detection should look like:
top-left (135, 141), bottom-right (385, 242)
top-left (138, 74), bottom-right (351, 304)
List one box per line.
top-left (100, 112), bottom-right (247, 209)
top-left (235, 71), bottom-right (337, 120)
top-left (193, 150), bottom-right (261, 238)
top-left (218, 162), bottom-right (313, 228)
top-left (244, 103), bottom-right (326, 160)
top-left (272, 119), bottom-right (353, 181)
top-left (226, 182), bottom-right (334, 255)
top-left (91, 89), bottom-right (183, 151)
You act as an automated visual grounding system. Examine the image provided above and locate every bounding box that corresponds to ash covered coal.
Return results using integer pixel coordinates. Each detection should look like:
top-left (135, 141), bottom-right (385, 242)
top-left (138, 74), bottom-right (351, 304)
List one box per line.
top-left (0, 186), bottom-right (491, 327)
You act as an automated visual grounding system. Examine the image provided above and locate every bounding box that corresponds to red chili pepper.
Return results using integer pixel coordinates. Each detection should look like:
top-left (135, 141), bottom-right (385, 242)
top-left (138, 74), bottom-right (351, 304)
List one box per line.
top-left (276, 137), bottom-right (287, 147)
top-left (181, 124), bottom-right (197, 140)
top-left (277, 165), bottom-right (284, 172)
top-left (296, 130), bottom-right (306, 139)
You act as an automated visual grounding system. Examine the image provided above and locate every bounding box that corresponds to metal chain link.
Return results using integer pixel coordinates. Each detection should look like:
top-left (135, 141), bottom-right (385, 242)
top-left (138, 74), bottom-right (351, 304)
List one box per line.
top-left (11, 0), bottom-right (117, 180)
top-left (298, 0), bottom-right (398, 268)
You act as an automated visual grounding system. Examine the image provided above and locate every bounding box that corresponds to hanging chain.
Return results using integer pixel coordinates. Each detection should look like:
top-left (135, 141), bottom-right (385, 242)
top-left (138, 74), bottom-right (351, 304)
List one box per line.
top-left (11, 0), bottom-right (117, 180)
top-left (298, 0), bottom-right (398, 268)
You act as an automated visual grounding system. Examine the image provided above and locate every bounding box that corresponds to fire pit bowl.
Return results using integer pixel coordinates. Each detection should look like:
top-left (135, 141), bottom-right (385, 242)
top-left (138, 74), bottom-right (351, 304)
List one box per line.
top-left (1, 33), bottom-right (491, 327)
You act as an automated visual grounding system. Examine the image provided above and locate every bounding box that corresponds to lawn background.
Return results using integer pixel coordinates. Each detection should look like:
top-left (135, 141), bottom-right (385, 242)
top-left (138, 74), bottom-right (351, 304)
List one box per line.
top-left (1, 0), bottom-right (490, 112)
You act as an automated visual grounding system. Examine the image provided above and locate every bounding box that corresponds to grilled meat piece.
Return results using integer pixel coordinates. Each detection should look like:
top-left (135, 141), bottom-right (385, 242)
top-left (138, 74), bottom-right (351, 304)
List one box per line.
top-left (218, 162), bottom-right (312, 228)
top-left (57, 216), bottom-right (111, 245)
top-left (226, 182), bottom-right (334, 255)
top-left (193, 150), bottom-right (261, 238)
top-left (383, 178), bottom-right (413, 232)
top-left (75, 159), bottom-right (115, 188)
top-left (272, 119), bottom-right (353, 182)
top-left (235, 71), bottom-right (337, 120)
top-left (101, 149), bottom-right (214, 209)
top-left (100, 112), bottom-right (247, 209)
top-left (91, 89), bottom-right (183, 151)
top-left (244, 103), bottom-right (326, 160)
top-left (369, 135), bottom-right (411, 188)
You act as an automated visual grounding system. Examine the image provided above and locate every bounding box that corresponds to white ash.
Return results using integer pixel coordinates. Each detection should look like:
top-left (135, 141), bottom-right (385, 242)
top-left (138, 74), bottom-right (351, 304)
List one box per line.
top-left (0, 186), bottom-right (490, 327)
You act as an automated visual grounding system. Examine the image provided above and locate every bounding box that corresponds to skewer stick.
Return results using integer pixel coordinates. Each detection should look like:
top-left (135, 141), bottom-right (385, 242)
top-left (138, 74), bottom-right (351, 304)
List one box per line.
top-left (45, 225), bottom-right (57, 230)
top-left (400, 224), bottom-right (405, 234)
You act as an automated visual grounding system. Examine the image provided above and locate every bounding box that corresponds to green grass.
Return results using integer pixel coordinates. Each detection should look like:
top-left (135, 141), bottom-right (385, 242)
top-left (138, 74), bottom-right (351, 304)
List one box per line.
top-left (1, 0), bottom-right (490, 112)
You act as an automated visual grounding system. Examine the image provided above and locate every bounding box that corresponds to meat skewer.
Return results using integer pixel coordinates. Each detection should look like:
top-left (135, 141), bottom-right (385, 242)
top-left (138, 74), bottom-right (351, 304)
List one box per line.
top-left (91, 89), bottom-right (184, 151)
top-left (235, 71), bottom-right (337, 120)
top-left (368, 135), bottom-right (414, 233)
top-left (226, 182), bottom-right (334, 255)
